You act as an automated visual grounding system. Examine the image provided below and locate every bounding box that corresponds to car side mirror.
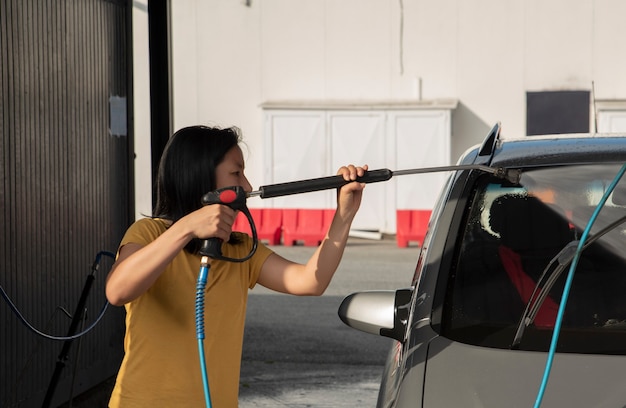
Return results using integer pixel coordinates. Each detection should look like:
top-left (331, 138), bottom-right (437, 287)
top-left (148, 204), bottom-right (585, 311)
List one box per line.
top-left (338, 288), bottom-right (413, 342)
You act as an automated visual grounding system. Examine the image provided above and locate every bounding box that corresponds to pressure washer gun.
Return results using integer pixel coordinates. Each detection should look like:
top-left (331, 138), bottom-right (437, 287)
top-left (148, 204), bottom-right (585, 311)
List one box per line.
top-left (198, 186), bottom-right (258, 262)
top-left (196, 166), bottom-right (515, 260)
top-left (197, 169), bottom-right (395, 262)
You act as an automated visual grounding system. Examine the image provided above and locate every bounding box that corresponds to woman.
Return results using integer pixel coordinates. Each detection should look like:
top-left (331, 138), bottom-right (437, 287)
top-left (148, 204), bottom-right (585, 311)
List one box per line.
top-left (106, 125), bottom-right (367, 407)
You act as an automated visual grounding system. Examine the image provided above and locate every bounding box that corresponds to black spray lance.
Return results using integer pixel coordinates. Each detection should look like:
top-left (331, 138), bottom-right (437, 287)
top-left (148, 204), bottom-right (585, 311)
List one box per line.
top-left (198, 164), bottom-right (516, 258)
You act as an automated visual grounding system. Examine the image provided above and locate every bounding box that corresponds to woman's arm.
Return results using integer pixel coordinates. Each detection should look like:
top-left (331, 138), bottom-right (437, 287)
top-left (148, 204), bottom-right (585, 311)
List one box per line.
top-left (105, 204), bottom-right (236, 306)
top-left (256, 164), bottom-right (367, 295)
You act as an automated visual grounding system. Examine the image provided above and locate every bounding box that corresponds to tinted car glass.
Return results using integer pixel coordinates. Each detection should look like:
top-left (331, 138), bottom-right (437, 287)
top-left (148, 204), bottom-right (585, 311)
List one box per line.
top-left (442, 163), bottom-right (626, 354)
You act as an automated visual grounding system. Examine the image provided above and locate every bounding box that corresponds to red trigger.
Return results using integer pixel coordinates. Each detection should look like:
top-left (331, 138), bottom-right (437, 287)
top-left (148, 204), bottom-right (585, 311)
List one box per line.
top-left (219, 189), bottom-right (238, 203)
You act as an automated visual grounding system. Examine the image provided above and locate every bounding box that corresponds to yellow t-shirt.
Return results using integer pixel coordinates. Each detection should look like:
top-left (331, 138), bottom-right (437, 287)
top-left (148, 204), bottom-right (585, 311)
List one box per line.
top-left (109, 218), bottom-right (273, 407)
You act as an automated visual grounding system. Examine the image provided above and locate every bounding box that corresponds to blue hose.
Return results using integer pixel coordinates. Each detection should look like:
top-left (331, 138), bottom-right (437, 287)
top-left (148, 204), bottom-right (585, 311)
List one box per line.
top-left (533, 163), bottom-right (626, 407)
top-left (196, 257), bottom-right (212, 408)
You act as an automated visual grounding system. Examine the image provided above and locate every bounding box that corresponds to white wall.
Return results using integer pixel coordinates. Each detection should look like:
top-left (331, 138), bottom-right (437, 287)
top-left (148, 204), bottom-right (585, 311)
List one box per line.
top-left (141, 0), bottom-right (626, 216)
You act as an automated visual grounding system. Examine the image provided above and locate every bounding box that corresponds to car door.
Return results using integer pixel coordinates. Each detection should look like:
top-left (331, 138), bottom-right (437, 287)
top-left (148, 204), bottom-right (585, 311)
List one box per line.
top-left (421, 163), bottom-right (626, 407)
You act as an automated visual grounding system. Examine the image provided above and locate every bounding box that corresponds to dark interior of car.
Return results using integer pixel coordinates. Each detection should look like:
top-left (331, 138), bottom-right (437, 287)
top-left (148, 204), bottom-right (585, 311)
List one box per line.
top-left (442, 178), bottom-right (626, 354)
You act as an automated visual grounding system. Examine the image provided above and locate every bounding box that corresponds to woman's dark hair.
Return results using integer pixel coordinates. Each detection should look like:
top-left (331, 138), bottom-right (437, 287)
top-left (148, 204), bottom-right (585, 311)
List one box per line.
top-left (153, 125), bottom-right (242, 252)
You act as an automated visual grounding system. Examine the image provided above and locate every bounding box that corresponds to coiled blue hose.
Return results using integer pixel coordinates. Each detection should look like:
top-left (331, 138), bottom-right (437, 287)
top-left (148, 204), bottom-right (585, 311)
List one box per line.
top-left (533, 163), bottom-right (626, 407)
top-left (196, 256), bottom-right (212, 408)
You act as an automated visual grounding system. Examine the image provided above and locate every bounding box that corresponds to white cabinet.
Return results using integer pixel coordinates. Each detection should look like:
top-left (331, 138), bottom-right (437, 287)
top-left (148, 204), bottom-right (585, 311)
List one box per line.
top-left (262, 101), bottom-right (456, 233)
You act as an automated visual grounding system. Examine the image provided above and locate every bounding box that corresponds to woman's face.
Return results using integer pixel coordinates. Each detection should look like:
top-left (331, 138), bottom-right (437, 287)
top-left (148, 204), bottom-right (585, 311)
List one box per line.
top-left (215, 145), bottom-right (253, 192)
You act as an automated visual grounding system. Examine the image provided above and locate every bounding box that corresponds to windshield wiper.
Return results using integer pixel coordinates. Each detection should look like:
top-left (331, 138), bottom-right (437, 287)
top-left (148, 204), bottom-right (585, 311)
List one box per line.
top-left (510, 215), bottom-right (626, 349)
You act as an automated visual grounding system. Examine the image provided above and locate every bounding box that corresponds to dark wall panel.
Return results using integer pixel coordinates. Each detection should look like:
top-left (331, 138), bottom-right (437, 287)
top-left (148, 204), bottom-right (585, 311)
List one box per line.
top-left (1, 0), bottom-right (131, 406)
top-left (527, 90), bottom-right (590, 136)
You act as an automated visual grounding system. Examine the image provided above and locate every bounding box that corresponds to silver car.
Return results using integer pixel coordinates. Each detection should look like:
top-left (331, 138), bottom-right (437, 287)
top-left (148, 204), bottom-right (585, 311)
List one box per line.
top-left (339, 124), bottom-right (626, 407)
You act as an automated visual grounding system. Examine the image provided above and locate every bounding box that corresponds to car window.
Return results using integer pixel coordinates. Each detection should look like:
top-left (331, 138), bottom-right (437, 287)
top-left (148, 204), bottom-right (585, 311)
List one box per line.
top-left (442, 163), bottom-right (626, 354)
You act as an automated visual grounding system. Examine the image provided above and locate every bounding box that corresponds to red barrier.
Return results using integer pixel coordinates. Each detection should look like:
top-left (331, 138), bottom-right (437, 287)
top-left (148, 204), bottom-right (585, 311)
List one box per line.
top-left (232, 208), bottom-right (283, 245)
top-left (396, 210), bottom-right (431, 248)
top-left (282, 209), bottom-right (335, 246)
